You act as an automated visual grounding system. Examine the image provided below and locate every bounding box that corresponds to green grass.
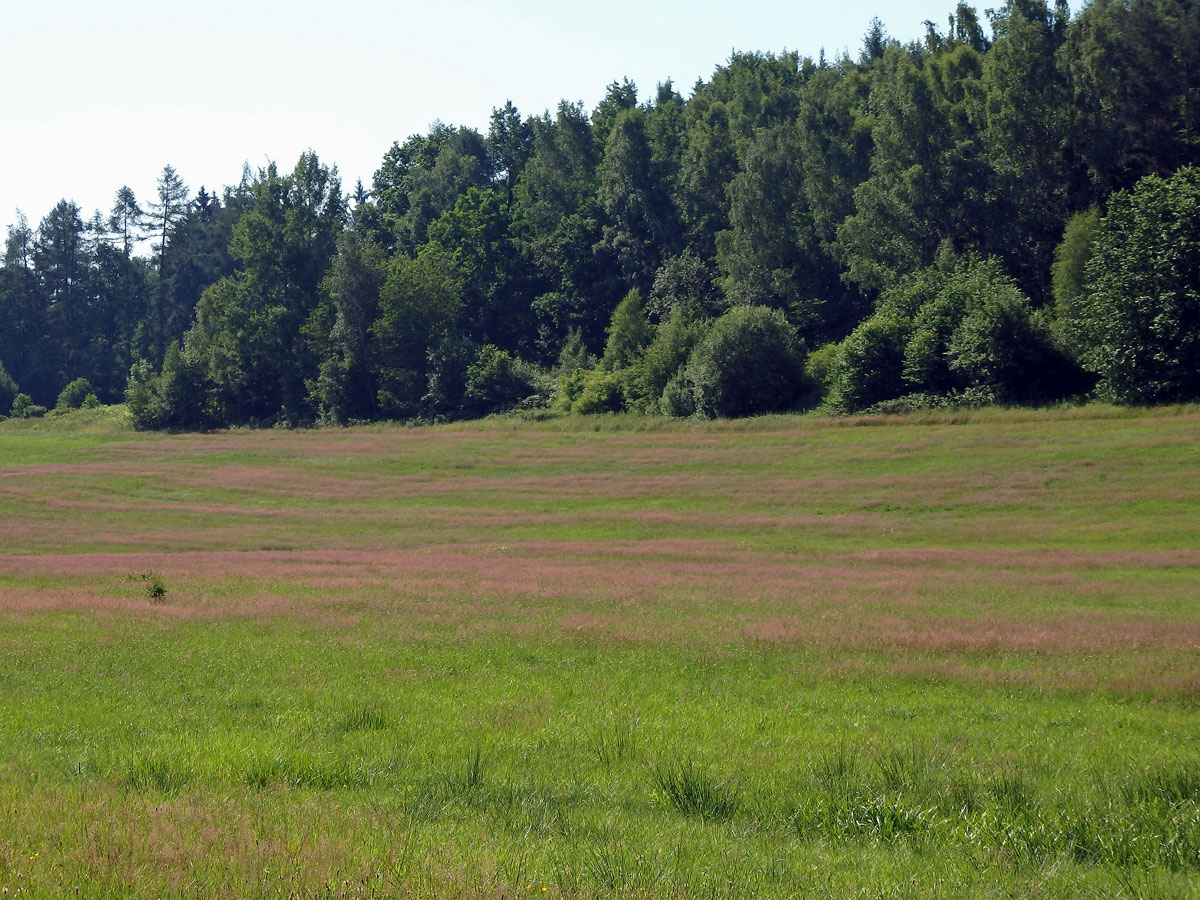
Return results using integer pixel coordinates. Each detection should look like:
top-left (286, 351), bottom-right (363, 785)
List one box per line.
top-left (0, 405), bottom-right (1198, 898)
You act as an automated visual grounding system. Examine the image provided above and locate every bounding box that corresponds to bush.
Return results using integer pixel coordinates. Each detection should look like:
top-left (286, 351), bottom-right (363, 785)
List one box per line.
top-left (125, 344), bottom-right (213, 431)
top-left (564, 368), bottom-right (629, 415)
top-left (125, 360), bottom-right (167, 430)
top-left (949, 295), bottom-right (1088, 404)
top-left (804, 342), bottom-right (840, 392)
top-left (660, 368), bottom-right (698, 417)
top-left (679, 305), bottom-right (810, 418)
top-left (9, 393), bottom-right (47, 419)
top-left (1073, 167), bottom-right (1200, 403)
top-left (633, 307), bottom-right (708, 412)
top-left (421, 337), bottom-right (478, 419)
top-left (464, 345), bottom-right (549, 415)
top-left (56, 377), bottom-right (96, 410)
top-left (827, 315), bottom-right (910, 413)
top-left (829, 257), bottom-right (1089, 413)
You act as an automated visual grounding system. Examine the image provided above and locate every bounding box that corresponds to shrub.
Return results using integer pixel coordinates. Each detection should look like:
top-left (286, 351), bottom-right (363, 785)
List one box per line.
top-left (567, 368), bottom-right (629, 414)
top-left (421, 337), bottom-right (478, 419)
top-left (680, 305), bottom-right (810, 418)
top-left (9, 393), bottom-right (47, 419)
top-left (829, 257), bottom-right (1089, 413)
top-left (826, 315), bottom-right (910, 413)
top-left (125, 344), bottom-right (213, 431)
top-left (633, 307), bottom-right (708, 412)
top-left (463, 345), bottom-right (549, 415)
top-left (804, 342), bottom-right (840, 392)
top-left (56, 377), bottom-right (96, 410)
top-left (125, 360), bottom-right (168, 430)
top-left (1073, 167), bottom-right (1200, 403)
top-left (660, 368), bottom-right (697, 417)
top-left (949, 294), bottom-right (1087, 404)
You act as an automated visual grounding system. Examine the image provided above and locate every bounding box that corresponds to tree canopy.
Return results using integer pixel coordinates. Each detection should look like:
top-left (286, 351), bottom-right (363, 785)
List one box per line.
top-left (3, 0), bottom-right (1200, 426)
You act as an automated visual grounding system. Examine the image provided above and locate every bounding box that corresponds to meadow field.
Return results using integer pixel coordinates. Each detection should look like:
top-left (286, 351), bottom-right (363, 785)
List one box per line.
top-left (0, 405), bottom-right (1198, 899)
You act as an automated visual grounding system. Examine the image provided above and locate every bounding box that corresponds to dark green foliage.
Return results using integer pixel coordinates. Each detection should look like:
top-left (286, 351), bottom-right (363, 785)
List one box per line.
top-left (830, 257), bottom-right (1085, 412)
top-left (977, 0), bottom-right (1071, 301)
top-left (312, 232), bottom-right (387, 424)
top-left (1063, 0), bottom-right (1200, 197)
top-left (948, 291), bottom-right (1085, 404)
top-left (125, 343), bottom-right (213, 431)
top-left (678, 305), bottom-right (810, 418)
top-left (426, 187), bottom-right (535, 353)
top-left (718, 123), bottom-right (849, 341)
top-left (597, 108), bottom-right (673, 292)
top-left (463, 345), bottom-right (549, 416)
top-left (0, 360), bottom-right (19, 415)
top-left (487, 101), bottom-right (533, 204)
top-left (372, 124), bottom-right (492, 253)
top-left (803, 342), bottom-right (841, 391)
top-left (634, 307), bottom-right (709, 412)
top-left (124, 360), bottom-right (163, 429)
top-left (559, 367), bottom-right (629, 415)
top-left (185, 152), bottom-right (344, 424)
top-left (647, 250), bottom-right (721, 322)
top-left (827, 314), bottom-right (913, 413)
top-left (421, 336), bottom-right (479, 419)
top-left (676, 99), bottom-right (738, 259)
top-left (7, 0), bottom-right (1200, 427)
top-left (371, 246), bottom-right (464, 418)
top-left (1074, 167), bottom-right (1200, 403)
top-left (836, 43), bottom-right (990, 293)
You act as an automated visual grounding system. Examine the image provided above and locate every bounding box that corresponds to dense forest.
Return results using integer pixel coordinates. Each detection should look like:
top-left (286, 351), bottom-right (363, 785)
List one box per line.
top-left (3, 0), bottom-right (1199, 428)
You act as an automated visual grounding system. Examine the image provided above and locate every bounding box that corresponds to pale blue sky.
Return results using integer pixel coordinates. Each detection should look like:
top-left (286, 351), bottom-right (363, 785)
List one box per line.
top-left (4, 0), bottom-right (968, 235)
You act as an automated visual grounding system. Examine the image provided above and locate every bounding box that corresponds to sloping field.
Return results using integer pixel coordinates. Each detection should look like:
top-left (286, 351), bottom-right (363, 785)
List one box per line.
top-left (1, 406), bottom-right (1198, 898)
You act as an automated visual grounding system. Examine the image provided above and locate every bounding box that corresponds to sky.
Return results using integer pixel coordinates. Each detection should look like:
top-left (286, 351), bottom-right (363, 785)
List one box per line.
top-left (3, 0), bottom-right (962, 236)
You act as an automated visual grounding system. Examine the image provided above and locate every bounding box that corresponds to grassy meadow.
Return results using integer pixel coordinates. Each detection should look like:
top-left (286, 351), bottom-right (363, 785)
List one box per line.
top-left (1, 405), bottom-right (1198, 899)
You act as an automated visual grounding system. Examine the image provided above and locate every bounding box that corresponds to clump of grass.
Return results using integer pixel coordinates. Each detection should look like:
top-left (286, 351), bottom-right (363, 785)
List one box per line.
top-left (125, 754), bottom-right (192, 793)
top-left (590, 717), bottom-right (638, 767)
top-left (874, 739), bottom-right (943, 793)
top-left (1125, 762), bottom-right (1200, 806)
top-left (337, 704), bottom-right (389, 732)
top-left (812, 742), bottom-right (860, 787)
top-left (651, 757), bottom-right (739, 821)
top-left (442, 745), bottom-right (486, 796)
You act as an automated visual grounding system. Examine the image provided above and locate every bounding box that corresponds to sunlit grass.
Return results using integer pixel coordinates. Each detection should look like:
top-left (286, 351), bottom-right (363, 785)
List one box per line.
top-left (1, 405), bottom-right (1198, 898)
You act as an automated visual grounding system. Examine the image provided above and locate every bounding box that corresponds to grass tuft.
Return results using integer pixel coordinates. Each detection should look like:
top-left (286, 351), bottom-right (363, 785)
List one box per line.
top-left (337, 704), bottom-right (389, 732)
top-left (651, 757), bottom-right (739, 821)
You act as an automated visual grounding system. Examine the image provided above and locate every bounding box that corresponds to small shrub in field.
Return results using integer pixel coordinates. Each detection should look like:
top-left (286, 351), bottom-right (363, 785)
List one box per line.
top-left (131, 572), bottom-right (167, 601)
top-left (10, 393), bottom-right (47, 419)
top-left (56, 377), bottom-right (96, 410)
top-left (651, 757), bottom-right (739, 820)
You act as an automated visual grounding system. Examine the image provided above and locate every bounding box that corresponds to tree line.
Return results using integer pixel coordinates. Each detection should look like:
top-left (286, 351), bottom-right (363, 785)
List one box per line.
top-left (3, 0), bottom-right (1199, 428)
